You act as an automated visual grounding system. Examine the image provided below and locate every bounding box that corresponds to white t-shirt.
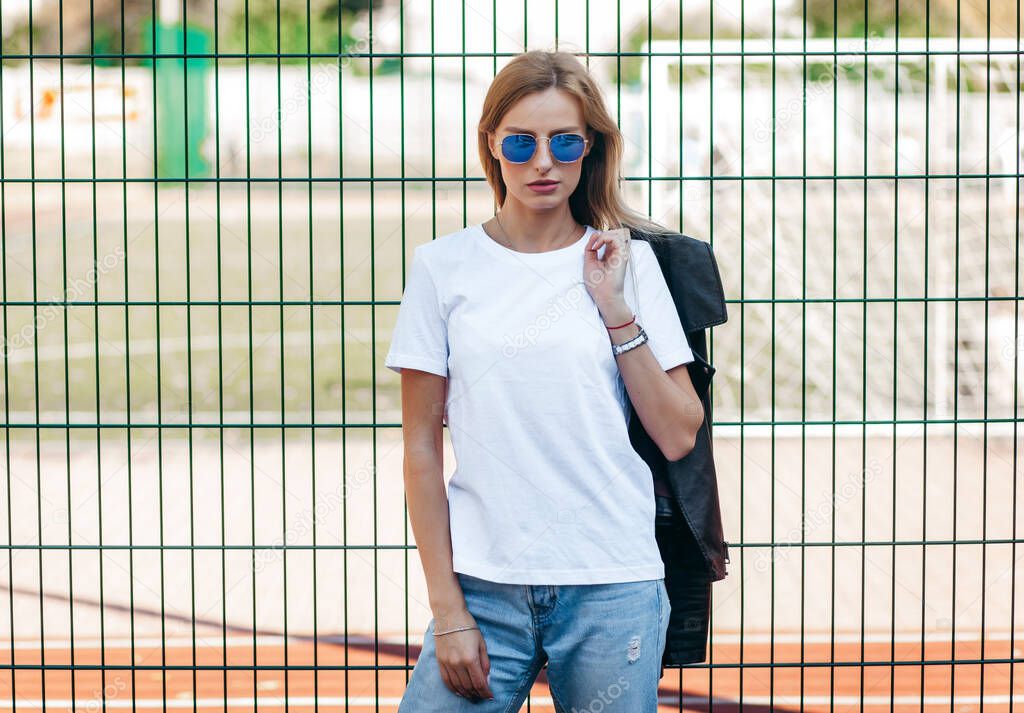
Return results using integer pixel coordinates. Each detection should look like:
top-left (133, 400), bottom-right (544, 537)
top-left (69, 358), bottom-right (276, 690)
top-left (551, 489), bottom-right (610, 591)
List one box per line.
top-left (385, 222), bottom-right (694, 584)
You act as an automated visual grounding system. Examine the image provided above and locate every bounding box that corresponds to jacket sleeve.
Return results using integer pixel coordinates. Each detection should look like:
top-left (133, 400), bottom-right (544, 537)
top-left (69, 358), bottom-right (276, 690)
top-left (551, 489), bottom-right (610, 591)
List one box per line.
top-left (663, 236), bottom-right (728, 333)
top-left (642, 233), bottom-right (727, 398)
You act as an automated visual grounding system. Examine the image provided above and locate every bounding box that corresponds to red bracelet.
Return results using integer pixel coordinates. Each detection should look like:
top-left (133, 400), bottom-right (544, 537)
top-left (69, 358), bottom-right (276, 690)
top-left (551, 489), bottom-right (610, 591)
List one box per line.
top-left (606, 313), bottom-right (636, 330)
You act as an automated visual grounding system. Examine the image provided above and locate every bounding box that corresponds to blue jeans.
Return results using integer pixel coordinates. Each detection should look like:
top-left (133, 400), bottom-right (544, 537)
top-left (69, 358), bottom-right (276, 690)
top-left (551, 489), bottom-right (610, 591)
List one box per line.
top-left (397, 571), bottom-right (671, 712)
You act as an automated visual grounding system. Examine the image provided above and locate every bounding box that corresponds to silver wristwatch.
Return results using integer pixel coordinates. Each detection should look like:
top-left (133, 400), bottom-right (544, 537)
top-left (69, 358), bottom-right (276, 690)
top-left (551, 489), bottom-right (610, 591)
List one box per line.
top-left (611, 325), bottom-right (648, 357)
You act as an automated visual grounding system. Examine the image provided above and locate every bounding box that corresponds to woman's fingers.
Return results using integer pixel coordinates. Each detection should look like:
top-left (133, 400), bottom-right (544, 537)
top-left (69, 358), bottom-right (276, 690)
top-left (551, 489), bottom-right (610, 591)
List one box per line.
top-left (438, 663), bottom-right (460, 697)
top-left (449, 661), bottom-right (477, 698)
top-left (465, 655), bottom-right (494, 700)
top-left (442, 661), bottom-right (471, 698)
top-left (590, 227), bottom-right (628, 253)
top-left (479, 636), bottom-right (491, 677)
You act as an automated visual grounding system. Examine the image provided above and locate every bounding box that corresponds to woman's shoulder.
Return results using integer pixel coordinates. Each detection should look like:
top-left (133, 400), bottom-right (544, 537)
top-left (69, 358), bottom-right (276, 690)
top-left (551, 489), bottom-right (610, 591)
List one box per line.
top-left (413, 224), bottom-right (479, 269)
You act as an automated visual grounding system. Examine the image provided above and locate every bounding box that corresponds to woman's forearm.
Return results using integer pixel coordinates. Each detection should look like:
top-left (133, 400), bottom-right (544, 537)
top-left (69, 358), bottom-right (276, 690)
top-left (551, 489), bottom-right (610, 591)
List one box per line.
top-left (403, 450), bottom-right (468, 623)
top-left (600, 299), bottom-right (703, 460)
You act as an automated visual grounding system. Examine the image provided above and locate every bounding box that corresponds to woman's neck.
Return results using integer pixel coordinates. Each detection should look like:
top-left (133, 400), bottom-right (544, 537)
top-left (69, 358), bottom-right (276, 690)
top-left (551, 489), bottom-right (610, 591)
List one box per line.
top-left (489, 201), bottom-right (582, 253)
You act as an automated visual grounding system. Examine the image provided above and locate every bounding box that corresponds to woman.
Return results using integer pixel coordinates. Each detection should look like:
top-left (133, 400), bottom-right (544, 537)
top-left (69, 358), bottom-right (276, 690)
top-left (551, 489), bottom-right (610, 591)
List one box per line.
top-left (386, 49), bottom-right (705, 712)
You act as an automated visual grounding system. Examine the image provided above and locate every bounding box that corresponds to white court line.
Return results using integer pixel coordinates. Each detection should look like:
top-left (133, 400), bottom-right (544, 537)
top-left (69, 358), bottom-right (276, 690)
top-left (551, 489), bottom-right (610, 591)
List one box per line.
top-left (1, 694), bottom-right (1024, 709)
top-left (1, 630), bottom-right (1020, 650)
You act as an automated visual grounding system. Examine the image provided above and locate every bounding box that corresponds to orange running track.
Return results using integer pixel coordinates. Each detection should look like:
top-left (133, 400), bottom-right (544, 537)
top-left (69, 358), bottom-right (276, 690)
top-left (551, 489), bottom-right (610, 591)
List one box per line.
top-left (1, 633), bottom-right (1022, 711)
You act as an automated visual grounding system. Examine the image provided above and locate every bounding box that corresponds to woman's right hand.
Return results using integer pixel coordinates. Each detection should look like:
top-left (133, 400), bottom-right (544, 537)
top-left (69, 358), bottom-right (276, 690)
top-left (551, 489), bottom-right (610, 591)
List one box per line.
top-left (432, 607), bottom-right (495, 701)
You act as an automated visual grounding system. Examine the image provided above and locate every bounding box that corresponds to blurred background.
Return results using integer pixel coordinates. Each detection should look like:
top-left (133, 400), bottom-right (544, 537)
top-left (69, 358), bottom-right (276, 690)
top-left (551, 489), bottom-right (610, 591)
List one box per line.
top-left (0, 0), bottom-right (1022, 710)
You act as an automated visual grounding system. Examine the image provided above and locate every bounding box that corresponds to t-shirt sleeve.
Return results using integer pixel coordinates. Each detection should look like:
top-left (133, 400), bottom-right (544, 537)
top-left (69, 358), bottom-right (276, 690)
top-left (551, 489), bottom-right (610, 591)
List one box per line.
top-left (384, 245), bottom-right (449, 377)
top-left (630, 239), bottom-right (694, 371)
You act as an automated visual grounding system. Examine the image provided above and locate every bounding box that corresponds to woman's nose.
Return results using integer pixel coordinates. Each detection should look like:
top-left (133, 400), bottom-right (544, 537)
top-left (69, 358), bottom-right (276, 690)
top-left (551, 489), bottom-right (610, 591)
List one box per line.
top-left (532, 139), bottom-right (554, 167)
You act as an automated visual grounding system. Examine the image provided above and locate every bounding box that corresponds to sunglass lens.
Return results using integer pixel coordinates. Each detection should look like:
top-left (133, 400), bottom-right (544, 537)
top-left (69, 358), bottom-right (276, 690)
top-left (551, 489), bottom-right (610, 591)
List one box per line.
top-left (551, 134), bottom-right (586, 162)
top-left (501, 134), bottom-right (536, 163)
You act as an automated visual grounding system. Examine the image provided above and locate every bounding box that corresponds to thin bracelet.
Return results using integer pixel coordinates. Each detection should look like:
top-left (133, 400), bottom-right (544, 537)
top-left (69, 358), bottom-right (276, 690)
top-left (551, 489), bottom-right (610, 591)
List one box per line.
top-left (606, 313), bottom-right (636, 330)
top-left (433, 625), bottom-right (479, 636)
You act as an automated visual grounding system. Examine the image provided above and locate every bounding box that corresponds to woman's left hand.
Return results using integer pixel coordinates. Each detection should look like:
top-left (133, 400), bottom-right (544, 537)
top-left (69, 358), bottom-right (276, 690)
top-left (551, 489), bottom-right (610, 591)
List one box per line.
top-left (583, 227), bottom-right (631, 312)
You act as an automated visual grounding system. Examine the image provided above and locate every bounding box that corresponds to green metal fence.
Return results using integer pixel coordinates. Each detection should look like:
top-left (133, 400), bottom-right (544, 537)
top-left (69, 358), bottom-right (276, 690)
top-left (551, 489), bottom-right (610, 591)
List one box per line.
top-left (1, 0), bottom-right (1022, 710)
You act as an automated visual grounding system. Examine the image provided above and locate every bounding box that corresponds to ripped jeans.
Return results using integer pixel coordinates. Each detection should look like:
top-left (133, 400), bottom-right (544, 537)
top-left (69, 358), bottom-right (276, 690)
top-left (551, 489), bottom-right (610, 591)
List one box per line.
top-left (397, 566), bottom-right (671, 712)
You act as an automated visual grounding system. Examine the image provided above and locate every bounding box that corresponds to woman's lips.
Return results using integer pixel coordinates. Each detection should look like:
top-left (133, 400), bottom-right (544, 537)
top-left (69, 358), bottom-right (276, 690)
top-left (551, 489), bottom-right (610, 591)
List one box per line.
top-left (527, 181), bottom-right (559, 194)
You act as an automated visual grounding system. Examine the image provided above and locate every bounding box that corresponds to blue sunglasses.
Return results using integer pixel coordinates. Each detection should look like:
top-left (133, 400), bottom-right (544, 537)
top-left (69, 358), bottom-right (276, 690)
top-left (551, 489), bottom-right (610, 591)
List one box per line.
top-left (500, 132), bottom-right (589, 164)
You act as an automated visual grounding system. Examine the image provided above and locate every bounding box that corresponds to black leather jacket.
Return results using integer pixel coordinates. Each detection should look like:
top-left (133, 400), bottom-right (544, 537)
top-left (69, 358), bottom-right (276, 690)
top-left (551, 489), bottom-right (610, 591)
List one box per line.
top-left (625, 228), bottom-right (730, 668)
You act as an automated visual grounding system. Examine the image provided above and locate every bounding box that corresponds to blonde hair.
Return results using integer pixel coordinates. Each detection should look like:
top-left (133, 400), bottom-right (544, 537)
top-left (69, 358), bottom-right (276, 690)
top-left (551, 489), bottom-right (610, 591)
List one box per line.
top-left (477, 49), bottom-right (677, 324)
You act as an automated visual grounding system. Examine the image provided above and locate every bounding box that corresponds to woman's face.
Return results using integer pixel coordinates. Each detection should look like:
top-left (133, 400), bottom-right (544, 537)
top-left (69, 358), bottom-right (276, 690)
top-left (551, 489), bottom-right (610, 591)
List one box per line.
top-left (488, 87), bottom-right (594, 210)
